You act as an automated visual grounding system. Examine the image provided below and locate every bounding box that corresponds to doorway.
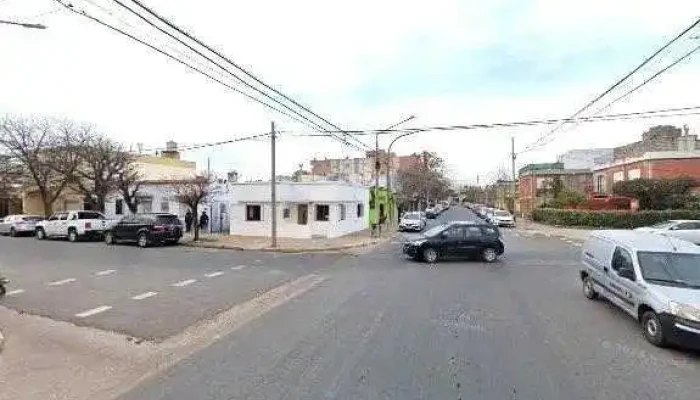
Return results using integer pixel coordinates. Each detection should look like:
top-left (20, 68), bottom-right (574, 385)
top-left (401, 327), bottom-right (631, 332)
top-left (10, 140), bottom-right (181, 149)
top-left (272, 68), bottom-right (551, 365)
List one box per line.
top-left (297, 204), bottom-right (308, 225)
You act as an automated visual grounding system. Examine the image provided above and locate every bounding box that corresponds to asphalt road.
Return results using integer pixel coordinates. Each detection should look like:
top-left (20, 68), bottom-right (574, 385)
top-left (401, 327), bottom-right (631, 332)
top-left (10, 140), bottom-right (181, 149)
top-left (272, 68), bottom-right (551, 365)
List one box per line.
top-left (113, 207), bottom-right (700, 400)
top-left (0, 237), bottom-right (342, 339)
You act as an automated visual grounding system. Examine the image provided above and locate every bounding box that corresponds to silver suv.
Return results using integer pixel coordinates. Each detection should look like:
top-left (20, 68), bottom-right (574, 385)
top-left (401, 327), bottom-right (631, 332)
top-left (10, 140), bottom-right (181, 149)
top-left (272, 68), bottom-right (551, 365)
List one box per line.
top-left (580, 230), bottom-right (700, 349)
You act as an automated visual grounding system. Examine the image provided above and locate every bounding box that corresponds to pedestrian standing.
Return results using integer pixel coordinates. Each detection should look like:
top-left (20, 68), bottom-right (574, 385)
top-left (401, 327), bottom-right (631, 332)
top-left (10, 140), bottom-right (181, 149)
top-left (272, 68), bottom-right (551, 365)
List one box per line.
top-left (184, 210), bottom-right (192, 233)
top-left (199, 210), bottom-right (209, 232)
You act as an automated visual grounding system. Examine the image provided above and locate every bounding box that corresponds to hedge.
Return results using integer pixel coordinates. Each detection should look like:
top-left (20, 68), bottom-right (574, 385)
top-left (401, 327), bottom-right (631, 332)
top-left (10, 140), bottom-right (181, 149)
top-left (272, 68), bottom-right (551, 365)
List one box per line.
top-left (531, 208), bottom-right (700, 229)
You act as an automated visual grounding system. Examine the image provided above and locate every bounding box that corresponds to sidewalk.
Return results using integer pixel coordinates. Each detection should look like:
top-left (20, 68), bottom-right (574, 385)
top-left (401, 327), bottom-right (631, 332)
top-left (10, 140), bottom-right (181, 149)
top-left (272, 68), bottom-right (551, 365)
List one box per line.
top-left (515, 219), bottom-right (595, 243)
top-left (181, 229), bottom-right (388, 253)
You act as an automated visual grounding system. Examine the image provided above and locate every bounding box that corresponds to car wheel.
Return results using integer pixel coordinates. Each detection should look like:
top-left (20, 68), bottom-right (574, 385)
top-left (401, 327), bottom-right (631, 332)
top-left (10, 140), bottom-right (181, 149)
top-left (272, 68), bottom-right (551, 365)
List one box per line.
top-left (104, 231), bottom-right (115, 245)
top-left (423, 248), bottom-right (438, 263)
top-left (582, 276), bottom-right (598, 300)
top-left (35, 228), bottom-right (45, 240)
top-left (641, 311), bottom-right (667, 347)
top-left (68, 229), bottom-right (78, 243)
top-left (481, 247), bottom-right (498, 263)
top-left (9, 228), bottom-right (16, 237)
top-left (0, 283), bottom-right (5, 297)
top-left (137, 232), bottom-right (149, 248)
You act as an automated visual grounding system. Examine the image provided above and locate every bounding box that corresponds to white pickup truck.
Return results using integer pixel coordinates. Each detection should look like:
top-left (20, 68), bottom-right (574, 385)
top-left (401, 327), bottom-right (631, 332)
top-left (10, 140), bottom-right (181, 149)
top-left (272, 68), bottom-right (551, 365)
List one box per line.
top-left (36, 210), bottom-right (114, 242)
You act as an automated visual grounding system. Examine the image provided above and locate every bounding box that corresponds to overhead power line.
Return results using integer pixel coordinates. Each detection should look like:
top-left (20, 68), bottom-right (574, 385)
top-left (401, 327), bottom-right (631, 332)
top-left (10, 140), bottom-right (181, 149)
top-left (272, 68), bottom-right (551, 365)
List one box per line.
top-left (121, 0), bottom-right (370, 151)
top-left (522, 17), bottom-right (700, 153)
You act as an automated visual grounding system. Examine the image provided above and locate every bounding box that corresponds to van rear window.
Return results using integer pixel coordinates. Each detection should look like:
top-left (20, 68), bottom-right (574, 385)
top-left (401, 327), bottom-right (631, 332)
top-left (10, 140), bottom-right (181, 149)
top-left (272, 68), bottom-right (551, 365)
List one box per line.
top-left (155, 215), bottom-right (180, 225)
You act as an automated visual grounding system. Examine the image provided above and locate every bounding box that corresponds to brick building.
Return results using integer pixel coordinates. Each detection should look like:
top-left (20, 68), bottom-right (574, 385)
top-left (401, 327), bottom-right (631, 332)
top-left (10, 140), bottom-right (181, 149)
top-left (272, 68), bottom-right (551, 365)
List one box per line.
top-left (518, 163), bottom-right (593, 215)
top-left (310, 151), bottom-right (420, 187)
top-left (592, 125), bottom-right (700, 194)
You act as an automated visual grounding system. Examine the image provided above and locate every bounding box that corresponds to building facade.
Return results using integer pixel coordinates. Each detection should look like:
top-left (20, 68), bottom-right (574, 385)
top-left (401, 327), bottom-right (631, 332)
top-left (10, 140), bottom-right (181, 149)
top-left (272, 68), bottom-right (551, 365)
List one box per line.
top-left (518, 163), bottom-right (593, 215)
top-left (592, 125), bottom-right (700, 194)
top-left (229, 182), bottom-right (369, 239)
top-left (310, 151), bottom-right (420, 187)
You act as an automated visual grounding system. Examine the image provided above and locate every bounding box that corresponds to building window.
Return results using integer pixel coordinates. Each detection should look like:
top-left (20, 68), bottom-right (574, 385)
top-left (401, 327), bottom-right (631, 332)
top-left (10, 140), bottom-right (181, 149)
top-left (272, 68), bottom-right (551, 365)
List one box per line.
top-left (596, 175), bottom-right (605, 193)
top-left (283, 208), bottom-right (291, 219)
top-left (339, 204), bottom-right (346, 220)
top-left (628, 169), bottom-right (641, 180)
top-left (115, 199), bottom-right (124, 215)
top-left (613, 171), bottom-right (624, 183)
top-left (315, 204), bottom-right (329, 221)
top-left (161, 201), bottom-right (170, 212)
top-left (246, 205), bottom-right (261, 221)
top-left (357, 203), bottom-right (364, 218)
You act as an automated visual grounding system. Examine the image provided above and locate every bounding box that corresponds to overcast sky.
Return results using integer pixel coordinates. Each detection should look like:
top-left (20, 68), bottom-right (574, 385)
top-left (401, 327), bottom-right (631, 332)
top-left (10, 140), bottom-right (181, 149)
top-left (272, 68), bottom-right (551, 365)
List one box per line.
top-left (2, 0), bottom-right (700, 183)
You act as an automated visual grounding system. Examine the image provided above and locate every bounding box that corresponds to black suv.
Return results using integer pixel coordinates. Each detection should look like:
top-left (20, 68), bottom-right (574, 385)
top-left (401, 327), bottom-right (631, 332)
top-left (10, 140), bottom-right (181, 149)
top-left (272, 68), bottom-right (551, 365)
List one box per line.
top-left (105, 213), bottom-right (183, 248)
top-left (402, 221), bottom-right (504, 263)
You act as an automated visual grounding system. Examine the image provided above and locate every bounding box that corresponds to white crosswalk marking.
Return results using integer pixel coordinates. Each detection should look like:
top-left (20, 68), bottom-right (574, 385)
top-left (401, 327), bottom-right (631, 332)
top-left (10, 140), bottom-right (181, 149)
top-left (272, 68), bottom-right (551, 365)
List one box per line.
top-left (231, 265), bottom-right (247, 271)
top-left (172, 279), bottom-right (196, 287)
top-left (131, 291), bottom-right (158, 300)
top-left (205, 271), bottom-right (225, 278)
top-left (48, 278), bottom-right (76, 286)
top-left (75, 306), bottom-right (112, 318)
top-left (95, 269), bottom-right (116, 276)
top-left (6, 289), bottom-right (25, 296)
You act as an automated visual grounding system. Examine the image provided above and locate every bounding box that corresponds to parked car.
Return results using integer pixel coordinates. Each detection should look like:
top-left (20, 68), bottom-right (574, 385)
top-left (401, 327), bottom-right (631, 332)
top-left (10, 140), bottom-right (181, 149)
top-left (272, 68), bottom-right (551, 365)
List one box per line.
top-left (35, 210), bottom-right (111, 242)
top-left (490, 210), bottom-right (516, 227)
top-left (105, 213), bottom-right (183, 248)
top-left (399, 212), bottom-right (427, 232)
top-left (402, 221), bottom-right (504, 263)
top-left (0, 214), bottom-right (44, 237)
top-left (634, 220), bottom-right (700, 245)
top-left (580, 230), bottom-right (700, 349)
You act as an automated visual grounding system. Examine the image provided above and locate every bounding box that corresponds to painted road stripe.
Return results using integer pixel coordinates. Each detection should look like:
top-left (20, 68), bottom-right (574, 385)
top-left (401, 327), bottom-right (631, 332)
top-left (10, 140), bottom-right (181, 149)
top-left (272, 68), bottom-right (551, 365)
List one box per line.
top-left (131, 291), bottom-right (158, 300)
top-left (6, 289), bottom-right (25, 296)
top-left (95, 269), bottom-right (116, 276)
top-left (48, 278), bottom-right (76, 286)
top-left (205, 271), bottom-right (225, 278)
top-left (172, 279), bottom-right (197, 287)
top-left (75, 306), bottom-right (112, 318)
top-left (231, 265), bottom-right (247, 271)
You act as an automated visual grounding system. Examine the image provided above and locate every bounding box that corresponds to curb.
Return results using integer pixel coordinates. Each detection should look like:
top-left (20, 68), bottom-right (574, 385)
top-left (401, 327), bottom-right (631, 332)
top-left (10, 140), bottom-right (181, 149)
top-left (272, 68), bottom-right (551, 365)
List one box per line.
top-left (181, 237), bottom-right (389, 254)
top-left (0, 329), bottom-right (4, 354)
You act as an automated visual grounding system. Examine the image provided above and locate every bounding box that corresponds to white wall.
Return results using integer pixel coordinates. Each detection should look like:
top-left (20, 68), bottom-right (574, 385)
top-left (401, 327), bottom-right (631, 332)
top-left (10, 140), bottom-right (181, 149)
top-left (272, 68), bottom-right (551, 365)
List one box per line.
top-left (229, 182), bottom-right (369, 239)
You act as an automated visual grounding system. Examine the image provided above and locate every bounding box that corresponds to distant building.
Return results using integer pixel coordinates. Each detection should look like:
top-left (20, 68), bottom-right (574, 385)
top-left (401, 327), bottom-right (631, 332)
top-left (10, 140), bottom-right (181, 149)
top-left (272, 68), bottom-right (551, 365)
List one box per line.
top-left (310, 151), bottom-right (421, 187)
top-left (592, 125), bottom-right (700, 194)
top-left (229, 181), bottom-right (369, 239)
top-left (557, 148), bottom-right (613, 170)
top-left (518, 162), bottom-right (593, 215)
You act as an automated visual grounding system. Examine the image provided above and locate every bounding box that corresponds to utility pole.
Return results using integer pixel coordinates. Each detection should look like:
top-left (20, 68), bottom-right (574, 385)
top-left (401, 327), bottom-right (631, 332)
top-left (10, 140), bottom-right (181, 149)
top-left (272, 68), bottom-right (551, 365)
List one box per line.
top-left (374, 132), bottom-right (381, 237)
top-left (511, 137), bottom-right (517, 214)
top-left (270, 122), bottom-right (277, 248)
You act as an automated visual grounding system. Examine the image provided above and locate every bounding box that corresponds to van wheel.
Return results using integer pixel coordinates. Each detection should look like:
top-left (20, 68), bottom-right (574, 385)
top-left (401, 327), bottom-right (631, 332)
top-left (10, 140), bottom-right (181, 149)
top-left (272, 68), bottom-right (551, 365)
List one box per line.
top-left (583, 276), bottom-right (598, 300)
top-left (68, 229), bottom-right (78, 243)
top-left (423, 248), bottom-right (438, 263)
top-left (104, 231), bottom-right (115, 245)
top-left (9, 228), bottom-right (17, 237)
top-left (35, 228), bottom-right (45, 240)
top-left (137, 232), bottom-right (149, 248)
top-left (641, 311), bottom-right (667, 347)
top-left (481, 247), bottom-right (498, 263)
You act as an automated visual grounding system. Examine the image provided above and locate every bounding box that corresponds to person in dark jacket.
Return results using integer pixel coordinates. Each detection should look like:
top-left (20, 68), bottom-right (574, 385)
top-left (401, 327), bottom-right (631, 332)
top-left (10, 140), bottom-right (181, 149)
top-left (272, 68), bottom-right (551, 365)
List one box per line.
top-left (199, 211), bottom-right (209, 232)
top-left (184, 210), bottom-right (193, 233)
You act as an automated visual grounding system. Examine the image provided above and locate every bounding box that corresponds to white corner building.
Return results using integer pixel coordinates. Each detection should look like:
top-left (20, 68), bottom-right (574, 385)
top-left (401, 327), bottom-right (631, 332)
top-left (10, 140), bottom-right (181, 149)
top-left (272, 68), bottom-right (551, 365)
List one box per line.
top-left (229, 181), bottom-right (369, 239)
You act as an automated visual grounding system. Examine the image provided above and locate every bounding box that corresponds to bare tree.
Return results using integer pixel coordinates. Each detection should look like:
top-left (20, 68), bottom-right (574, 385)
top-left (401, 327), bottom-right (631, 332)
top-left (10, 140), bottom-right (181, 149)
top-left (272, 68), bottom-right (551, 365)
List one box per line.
top-left (396, 151), bottom-right (450, 209)
top-left (116, 164), bottom-right (143, 214)
top-left (70, 133), bottom-right (137, 212)
top-left (172, 172), bottom-right (213, 241)
top-left (0, 117), bottom-right (84, 216)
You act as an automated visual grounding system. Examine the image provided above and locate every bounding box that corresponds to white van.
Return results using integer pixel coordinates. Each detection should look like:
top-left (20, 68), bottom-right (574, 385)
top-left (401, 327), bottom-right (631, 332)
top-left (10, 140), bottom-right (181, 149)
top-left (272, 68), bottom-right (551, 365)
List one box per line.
top-left (580, 230), bottom-right (700, 349)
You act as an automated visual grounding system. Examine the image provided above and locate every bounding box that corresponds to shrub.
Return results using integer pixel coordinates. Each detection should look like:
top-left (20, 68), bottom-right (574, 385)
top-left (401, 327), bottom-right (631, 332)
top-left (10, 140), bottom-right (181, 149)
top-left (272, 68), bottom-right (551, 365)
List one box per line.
top-left (548, 189), bottom-right (587, 209)
top-left (613, 177), bottom-right (695, 210)
top-left (532, 208), bottom-right (700, 229)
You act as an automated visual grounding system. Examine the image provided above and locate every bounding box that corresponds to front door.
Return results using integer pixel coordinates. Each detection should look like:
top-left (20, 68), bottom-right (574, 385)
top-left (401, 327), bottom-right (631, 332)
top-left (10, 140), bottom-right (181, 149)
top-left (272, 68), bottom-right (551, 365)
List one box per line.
top-left (440, 225), bottom-right (467, 259)
top-left (608, 247), bottom-right (638, 314)
top-left (297, 204), bottom-right (308, 225)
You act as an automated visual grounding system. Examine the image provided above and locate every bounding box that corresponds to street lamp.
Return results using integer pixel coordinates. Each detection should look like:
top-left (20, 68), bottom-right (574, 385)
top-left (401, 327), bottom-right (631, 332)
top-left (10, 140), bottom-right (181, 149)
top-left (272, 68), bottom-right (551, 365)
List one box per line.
top-left (385, 120), bottom-right (420, 193)
top-left (0, 20), bottom-right (47, 29)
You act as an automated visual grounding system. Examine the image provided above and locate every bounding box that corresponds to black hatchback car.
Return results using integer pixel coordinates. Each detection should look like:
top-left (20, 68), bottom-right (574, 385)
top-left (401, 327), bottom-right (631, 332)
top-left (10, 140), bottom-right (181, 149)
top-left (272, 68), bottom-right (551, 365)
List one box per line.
top-left (105, 213), bottom-right (183, 248)
top-left (402, 221), bottom-right (504, 263)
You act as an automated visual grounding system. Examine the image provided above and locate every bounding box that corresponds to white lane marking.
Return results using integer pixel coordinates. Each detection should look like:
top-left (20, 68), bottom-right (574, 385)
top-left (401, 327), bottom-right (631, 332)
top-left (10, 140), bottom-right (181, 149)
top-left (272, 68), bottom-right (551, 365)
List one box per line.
top-left (205, 271), bottom-right (225, 278)
top-left (254, 259), bottom-right (262, 264)
top-left (268, 269), bottom-right (284, 275)
top-left (231, 265), bottom-right (247, 271)
top-left (95, 269), bottom-right (116, 276)
top-left (48, 278), bottom-right (76, 286)
top-left (172, 279), bottom-right (197, 287)
top-left (75, 305), bottom-right (112, 318)
top-left (572, 243), bottom-right (582, 247)
top-left (131, 291), bottom-right (158, 300)
top-left (6, 289), bottom-right (25, 296)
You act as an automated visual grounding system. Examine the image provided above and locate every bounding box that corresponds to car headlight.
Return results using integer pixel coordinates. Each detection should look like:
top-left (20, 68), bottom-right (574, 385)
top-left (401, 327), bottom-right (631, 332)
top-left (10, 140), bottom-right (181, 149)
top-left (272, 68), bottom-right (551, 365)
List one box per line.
top-left (669, 301), bottom-right (700, 322)
top-left (411, 240), bottom-right (426, 246)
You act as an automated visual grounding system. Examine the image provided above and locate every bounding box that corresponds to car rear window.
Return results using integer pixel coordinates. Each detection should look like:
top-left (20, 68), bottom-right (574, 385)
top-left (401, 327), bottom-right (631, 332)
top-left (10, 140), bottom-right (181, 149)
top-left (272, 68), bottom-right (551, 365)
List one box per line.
top-left (77, 212), bottom-right (104, 220)
top-left (22, 216), bottom-right (43, 221)
top-left (155, 215), bottom-right (180, 224)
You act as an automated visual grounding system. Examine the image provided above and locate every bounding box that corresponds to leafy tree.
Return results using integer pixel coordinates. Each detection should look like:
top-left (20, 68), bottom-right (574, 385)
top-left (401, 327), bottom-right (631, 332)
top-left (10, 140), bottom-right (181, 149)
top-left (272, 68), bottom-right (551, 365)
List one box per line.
top-left (550, 190), bottom-right (587, 209)
top-left (613, 177), bottom-right (695, 210)
top-left (396, 151), bottom-right (450, 209)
